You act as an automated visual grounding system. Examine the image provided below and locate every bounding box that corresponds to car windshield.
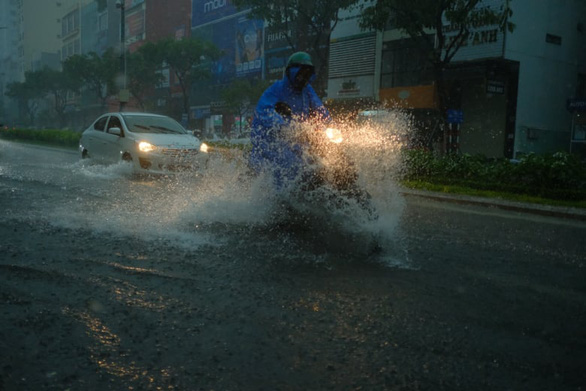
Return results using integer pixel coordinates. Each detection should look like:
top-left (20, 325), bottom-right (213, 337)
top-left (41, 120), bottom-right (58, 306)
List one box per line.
top-left (122, 115), bottom-right (187, 135)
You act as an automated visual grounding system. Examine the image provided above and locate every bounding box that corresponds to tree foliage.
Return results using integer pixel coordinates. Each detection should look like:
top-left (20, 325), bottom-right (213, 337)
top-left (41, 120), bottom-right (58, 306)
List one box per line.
top-left (5, 71), bottom-right (45, 125)
top-left (62, 48), bottom-right (120, 109)
top-left (362, 1), bottom-right (512, 99)
top-left (232, 0), bottom-right (360, 95)
top-left (139, 38), bottom-right (222, 119)
top-left (126, 49), bottom-right (166, 111)
top-left (38, 68), bottom-right (80, 127)
top-left (361, 0), bottom-right (513, 66)
top-left (221, 78), bottom-right (271, 133)
top-left (360, 0), bottom-right (514, 151)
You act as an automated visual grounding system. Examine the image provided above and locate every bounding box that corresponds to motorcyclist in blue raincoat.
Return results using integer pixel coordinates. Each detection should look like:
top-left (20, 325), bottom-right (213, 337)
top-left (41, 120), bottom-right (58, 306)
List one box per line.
top-left (249, 52), bottom-right (331, 187)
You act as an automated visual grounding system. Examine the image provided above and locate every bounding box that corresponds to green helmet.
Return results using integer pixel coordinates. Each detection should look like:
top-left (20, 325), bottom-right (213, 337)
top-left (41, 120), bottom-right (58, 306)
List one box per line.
top-left (286, 51), bottom-right (314, 68)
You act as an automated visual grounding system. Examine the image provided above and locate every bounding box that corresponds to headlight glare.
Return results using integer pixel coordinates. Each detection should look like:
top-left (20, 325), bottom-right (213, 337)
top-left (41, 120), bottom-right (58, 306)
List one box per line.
top-left (325, 127), bottom-right (343, 144)
top-left (199, 143), bottom-right (209, 153)
top-left (138, 141), bottom-right (156, 152)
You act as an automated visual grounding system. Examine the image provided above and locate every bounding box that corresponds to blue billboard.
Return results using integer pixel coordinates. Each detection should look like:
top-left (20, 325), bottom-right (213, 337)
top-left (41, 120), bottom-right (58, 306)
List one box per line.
top-left (192, 0), bottom-right (239, 28)
top-left (190, 2), bottom-right (264, 108)
top-left (193, 18), bottom-right (236, 85)
top-left (235, 17), bottom-right (263, 77)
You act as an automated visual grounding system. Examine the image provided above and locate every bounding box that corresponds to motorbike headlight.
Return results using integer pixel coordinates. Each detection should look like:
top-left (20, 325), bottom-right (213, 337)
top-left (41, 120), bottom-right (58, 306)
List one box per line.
top-left (199, 143), bottom-right (209, 153)
top-left (325, 127), bottom-right (343, 144)
top-left (138, 141), bottom-right (157, 152)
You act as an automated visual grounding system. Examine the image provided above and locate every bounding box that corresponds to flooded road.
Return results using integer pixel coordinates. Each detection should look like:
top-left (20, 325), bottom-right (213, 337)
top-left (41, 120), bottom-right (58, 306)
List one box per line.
top-left (1, 140), bottom-right (585, 390)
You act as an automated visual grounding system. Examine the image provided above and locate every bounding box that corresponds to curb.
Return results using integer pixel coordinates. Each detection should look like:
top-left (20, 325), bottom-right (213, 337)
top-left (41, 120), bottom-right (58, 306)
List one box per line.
top-left (400, 189), bottom-right (586, 222)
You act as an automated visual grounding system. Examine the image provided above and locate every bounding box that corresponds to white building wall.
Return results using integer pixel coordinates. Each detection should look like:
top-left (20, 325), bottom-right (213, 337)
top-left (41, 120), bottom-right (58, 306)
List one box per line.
top-left (505, 0), bottom-right (586, 155)
top-left (327, 3), bottom-right (378, 101)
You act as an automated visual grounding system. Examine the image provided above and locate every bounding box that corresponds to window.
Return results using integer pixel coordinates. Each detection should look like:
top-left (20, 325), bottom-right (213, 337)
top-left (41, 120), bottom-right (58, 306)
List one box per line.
top-left (94, 117), bottom-right (107, 131)
top-left (61, 10), bottom-right (79, 37)
top-left (68, 13), bottom-right (73, 32)
top-left (545, 33), bottom-right (562, 45)
top-left (74, 9), bottom-right (79, 30)
top-left (106, 117), bottom-right (122, 134)
top-left (67, 42), bottom-right (74, 57)
top-left (98, 12), bottom-right (108, 32)
top-left (577, 73), bottom-right (586, 97)
top-left (380, 37), bottom-right (433, 88)
top-left (329, 35), bottom-right (376, 78)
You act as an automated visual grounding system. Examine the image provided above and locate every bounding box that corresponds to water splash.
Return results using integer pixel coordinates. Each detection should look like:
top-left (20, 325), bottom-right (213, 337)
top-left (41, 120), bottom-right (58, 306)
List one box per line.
top-left (1, 111), bottom-right (413, 266)
top-left (182, 108), bottom-right (413, 264)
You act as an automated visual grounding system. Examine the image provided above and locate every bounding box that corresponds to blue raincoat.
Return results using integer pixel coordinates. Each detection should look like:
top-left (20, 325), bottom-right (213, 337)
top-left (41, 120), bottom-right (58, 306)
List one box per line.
top-left (249, 67), bottom-right (330, 187)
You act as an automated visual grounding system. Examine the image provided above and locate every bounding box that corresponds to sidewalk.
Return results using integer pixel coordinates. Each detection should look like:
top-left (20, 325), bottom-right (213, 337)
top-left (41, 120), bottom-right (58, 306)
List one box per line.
top-left (400, 188), bottom-right (586, 222)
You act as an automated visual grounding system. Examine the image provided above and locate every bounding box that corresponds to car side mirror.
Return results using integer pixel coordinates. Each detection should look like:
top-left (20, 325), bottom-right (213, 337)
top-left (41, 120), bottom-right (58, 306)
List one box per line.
top-left (108, 127), bottom-right (122, 136)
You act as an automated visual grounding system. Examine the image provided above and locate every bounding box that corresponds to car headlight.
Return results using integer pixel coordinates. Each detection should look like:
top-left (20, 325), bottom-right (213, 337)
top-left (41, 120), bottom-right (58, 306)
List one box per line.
top-left (138, 141), bottom-right (157, 152)
top-left (325, 127), bottom-right (343, 144)
top-left (199, 143), bottom-right (209, 153)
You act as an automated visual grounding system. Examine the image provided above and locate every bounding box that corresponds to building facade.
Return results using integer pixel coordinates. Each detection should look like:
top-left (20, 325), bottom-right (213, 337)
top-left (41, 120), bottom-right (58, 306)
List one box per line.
top-left (0, 0), bottom-right (25, 125)
top-left (506, 0), bottom-right (586, 157)
top-left (326, 0), bottom-right (586, 159)
top-left (22, 0), bottom-right (62, 72)
top-left (143, 0), bottom-right (193, 117)
top-left (4, 0), bottom-right (584, 150)
top-left (189, 0), bottom-right (261, 133)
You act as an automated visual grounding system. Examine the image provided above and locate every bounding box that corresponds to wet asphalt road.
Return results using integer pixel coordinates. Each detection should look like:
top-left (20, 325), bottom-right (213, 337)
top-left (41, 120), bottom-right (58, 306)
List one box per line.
top-left (0, 140), bottom-right (585, 390)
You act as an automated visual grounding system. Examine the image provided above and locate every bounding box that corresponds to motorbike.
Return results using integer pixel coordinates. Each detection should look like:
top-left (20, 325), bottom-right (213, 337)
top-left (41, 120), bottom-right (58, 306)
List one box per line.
top-left (268, 102), bottom-right (378, 222)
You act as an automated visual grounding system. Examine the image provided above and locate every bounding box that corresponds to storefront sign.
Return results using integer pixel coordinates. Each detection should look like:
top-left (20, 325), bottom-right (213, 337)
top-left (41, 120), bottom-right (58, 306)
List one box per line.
top-left (378, 84), bottom-right (437, 109)
top-left (486, 79), bottom-right (505, 94)
top-left (338, 79), bottom-right (360, 96)
top-left (327, 76), bottom-right (373, 99)
top-left (442, 0), bottom-right (506, 61)
top-left (447, 109), bottom-right (464, 124)
top-left (567, 98), bottom-right (586, 112)
top-left (192, 0), bottom-right (239, 28)
top-left (192, 106), bottom-right (211, 119)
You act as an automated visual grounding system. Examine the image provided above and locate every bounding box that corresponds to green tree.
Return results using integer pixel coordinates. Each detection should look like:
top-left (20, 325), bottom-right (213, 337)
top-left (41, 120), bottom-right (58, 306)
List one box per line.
top-left (63, 48), bottom-right (119, 110)
top-left (221, 78), bottom-right (271, 134)
top-left (38, 68), bottom-right (80, 128)
top-left (231, 0), bottom-right (360, 96)
top-left (127, 49), bottom-right (166, 111)
top-left (141, 38), bottom-right (221, 121)
top-left (360, 0), bottom-right (514, 149)
top-left (5, 71), bottom-right (45, 125)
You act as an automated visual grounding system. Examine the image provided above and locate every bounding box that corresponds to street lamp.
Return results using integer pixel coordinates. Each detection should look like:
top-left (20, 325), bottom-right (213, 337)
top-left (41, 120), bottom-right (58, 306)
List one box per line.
top-left (116, 0), bottom-right (128, 111)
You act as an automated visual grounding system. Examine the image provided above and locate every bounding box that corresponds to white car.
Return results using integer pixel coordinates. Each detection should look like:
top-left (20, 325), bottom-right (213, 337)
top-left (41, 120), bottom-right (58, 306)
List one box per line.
top-left (79, 112), bottom-right (209, 173)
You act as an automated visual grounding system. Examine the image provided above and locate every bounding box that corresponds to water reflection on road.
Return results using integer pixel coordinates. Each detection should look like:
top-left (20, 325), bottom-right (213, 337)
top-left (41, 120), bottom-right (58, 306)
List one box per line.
top-left (1, 140), bottom-right (585, 390)
top-left (0, 139), bottom-right (409, 265)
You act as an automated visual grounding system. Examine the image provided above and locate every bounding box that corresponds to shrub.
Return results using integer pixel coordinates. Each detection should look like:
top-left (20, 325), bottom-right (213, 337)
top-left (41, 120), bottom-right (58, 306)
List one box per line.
top-left (401, 149), bottom-right (586, 200)
top-left (511, 152), bottom-right (586, 191)
top-left (0, 128), bottom-right (81, 148)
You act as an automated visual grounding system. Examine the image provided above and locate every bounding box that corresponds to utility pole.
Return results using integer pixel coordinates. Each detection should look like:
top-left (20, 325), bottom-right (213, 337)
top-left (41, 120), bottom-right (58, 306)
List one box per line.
top-left (116, 0), bottom-right (128, 111)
